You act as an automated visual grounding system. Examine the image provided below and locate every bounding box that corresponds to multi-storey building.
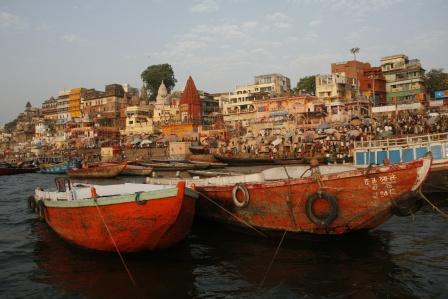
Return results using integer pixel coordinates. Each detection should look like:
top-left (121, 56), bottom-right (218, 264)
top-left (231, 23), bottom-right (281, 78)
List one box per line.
top-left (224, 73), bottom-right (291, 118)
top-left (81, 84), bottom-right (128, 129)
top-left (223, 95), bottom-right (323, 135)
top-left (254, 74), bottom-right (291, 94)
top-left (380, 54), bottom-right (425, 104)
top-left (331, 61), bottom-right (386, 105)
top-left (360, 67), bottom-right (386, 106)
top-left (315, 73), bottom-right (357, 100)
top-left (199, 91), bottom-right (220, 126)
top-left (56, 90), bottom-right (70, 124)
top-left (41, 97), bottom-right (58, 120)
top-left (124, 103), bottom-right (157, 136)
top-left (68, 88), bottom-right (86, 121)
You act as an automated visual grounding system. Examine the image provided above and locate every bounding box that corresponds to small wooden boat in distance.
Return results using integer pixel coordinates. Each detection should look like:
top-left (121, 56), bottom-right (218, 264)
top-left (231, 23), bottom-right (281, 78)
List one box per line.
top-left (120, 164), bottom-right (153, 176)
top-left (33, 180), bottom-right (197, 252)
top-left (66, 163), bottom-right (126, 178)
top-left (40, 159), bottom-right (81, 174)
top-left (188, 170), bottom-right (243, 178)
top-left (0, 161), bottom-right (39, 176)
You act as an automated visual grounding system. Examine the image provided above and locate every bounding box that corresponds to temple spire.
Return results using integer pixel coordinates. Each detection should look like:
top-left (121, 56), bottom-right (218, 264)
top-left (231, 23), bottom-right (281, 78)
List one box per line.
top-left (179, 76), bottom-right (201, 123)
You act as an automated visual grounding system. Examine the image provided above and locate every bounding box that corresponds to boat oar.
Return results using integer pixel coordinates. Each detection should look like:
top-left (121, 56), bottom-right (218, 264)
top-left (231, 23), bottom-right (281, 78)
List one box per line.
top-left (91, 187), bottom-right (136, 286)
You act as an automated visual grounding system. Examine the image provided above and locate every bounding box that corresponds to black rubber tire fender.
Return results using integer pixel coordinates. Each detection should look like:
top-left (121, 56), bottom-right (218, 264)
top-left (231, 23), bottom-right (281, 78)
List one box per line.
top-left (36, 200), bottom-right (47, 222)
top-left (28, 196), bottom-right (36, 212)
top-left (305, 191), bottom-right (339, 226)
top-left (392, 191), bottom-right (423, 217)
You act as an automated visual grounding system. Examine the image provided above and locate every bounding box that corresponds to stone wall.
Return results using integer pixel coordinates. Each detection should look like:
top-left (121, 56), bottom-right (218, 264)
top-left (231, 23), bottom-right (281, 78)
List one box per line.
top-left (123, 147), bottom-right (168, 161)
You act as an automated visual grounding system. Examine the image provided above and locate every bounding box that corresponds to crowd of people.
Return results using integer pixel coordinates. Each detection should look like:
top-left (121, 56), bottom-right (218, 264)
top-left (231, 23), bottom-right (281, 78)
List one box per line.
top-left (217, 111), bottom-right (448, 162)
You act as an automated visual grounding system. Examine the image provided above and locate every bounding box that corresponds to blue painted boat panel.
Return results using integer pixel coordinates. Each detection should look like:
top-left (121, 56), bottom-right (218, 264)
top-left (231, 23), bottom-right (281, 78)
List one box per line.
top-left (415, 147), bottom-right (428, 158)
top-left (389, 150), bottom-right (401, 164)
top-left (356, 152), bottom-right (366, 165)
top-left (402, 148), bottom-right (414, 162)
top-left (369, 152), bottom-right (376, 164)
top-left (377, 151), bottom-right (387, 165)
top-left (430, 145), bottom-right (442, 160)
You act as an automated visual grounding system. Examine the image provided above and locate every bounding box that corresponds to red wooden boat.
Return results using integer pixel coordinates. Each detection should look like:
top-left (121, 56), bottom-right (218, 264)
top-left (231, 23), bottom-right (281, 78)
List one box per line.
top-left (148, 155), bottom-right (432, 235)
top-left (66, 163), bottom-right (126, 178)
top-left (120, 164), bottom-right (153, 176)
top-left (33, 180), bottom-right (197, 252)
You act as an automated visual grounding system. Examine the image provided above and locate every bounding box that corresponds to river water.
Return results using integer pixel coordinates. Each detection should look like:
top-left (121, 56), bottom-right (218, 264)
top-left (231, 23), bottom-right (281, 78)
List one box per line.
top-left (0, 173), bottom-right (447, 298)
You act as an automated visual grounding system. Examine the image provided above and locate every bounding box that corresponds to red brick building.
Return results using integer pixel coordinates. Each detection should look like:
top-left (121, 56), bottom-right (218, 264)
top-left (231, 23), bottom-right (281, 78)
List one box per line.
top-left (331, 60), bottom-right (386, 105)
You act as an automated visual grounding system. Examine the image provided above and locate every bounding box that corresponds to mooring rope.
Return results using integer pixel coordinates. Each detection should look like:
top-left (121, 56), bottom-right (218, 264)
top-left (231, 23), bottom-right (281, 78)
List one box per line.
top-left (282, 167), bottom-right (297, 227)
top-left (421, 182), bottom-right (448, 193)
top-left (93, 199), bottom-right (136, 286)
top-left (258, 229), bottom-right (287, 289)
top-left (418, 188), bottom-right (448, 219)
top-left (197, 191), bottom-right (268, 238)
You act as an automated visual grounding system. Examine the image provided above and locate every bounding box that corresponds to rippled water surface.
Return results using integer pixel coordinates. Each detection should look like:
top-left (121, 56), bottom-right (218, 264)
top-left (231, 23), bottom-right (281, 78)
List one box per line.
top-left (0, 173), bottom-right (447, 298)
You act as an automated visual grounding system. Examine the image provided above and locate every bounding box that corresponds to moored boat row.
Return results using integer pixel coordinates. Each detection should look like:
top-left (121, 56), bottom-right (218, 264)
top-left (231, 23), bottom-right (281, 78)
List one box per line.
top-left (26, 149), bottom-right (440, 253)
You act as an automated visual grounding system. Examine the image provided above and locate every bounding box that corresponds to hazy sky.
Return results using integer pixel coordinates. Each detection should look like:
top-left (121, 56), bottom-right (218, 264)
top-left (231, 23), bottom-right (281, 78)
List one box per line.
top-left (1, 0), bottom-right (447, 124)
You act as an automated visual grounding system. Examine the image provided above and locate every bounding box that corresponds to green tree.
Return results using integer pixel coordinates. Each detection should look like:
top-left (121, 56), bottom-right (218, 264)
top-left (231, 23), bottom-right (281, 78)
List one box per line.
top-left (4, 119), bottom-right (17, 133)
top-left (295, 75), bottom-right (316, 95)
top-left (141, 64), bottom-right (177, 101)
top-left (425, 68), bottom-right (448, 98)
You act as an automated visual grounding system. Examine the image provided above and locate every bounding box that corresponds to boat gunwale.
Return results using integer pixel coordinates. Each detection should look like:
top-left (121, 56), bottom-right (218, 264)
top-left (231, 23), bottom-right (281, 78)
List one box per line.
top-left (147, 157), bottom-right (431, 192)
top-left (39, 186), bottom-right (199, 208)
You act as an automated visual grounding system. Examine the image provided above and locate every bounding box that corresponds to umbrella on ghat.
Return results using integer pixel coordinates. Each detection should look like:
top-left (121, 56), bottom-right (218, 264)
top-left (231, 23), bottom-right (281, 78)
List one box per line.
top-left (325, 128), bottom-right (337, 135)
top-left (347, 129), bottom-right (361, 137)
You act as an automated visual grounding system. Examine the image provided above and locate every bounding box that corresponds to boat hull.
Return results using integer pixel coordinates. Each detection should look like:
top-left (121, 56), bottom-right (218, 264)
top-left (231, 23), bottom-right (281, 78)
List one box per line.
top-left (213, 154), bottom-right (327, 166)
top-left (39, 182), bottom-right (196, 252)
top-left (120, 165), bottom-right (153, 176)
top-left (422, 159), bottom-right (448, 193)
top-left (40, 160), bottom-right (81, 174)
top-left (194, 158), bottom-right (431, 235)
top-left (0, 167), bottom-right (38, 175)
top-left (66, 164), bottom-right (126, 178)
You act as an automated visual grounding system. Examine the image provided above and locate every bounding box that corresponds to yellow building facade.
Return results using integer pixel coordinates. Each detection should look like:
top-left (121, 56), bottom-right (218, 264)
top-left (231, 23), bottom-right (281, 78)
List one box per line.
top-left (68, 88), bottom-right (86, 119)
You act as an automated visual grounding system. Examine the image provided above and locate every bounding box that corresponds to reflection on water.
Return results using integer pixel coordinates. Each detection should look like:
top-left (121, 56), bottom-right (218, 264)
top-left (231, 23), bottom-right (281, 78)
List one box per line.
top-left (33, 223), bottom-right (195, 298)
top-left (0, 173), bottom-right (447, 298)
top-left (31, 218), bottom-right (442, 299)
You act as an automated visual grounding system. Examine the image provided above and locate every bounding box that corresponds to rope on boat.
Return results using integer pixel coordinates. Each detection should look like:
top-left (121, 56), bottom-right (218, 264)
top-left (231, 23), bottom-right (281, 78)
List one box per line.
top-left (196, 191), bottom-right (268, 238)
top-left (282, 167), bottom-right (297, 227)
top-left (418, 188), bottom-right (448, 219)
top-left (421, 182), bottom-right (448, 193)
top-left (258, 230), bottom-right (287, 290)
top-left (93, 198), bottom-right (137, 286)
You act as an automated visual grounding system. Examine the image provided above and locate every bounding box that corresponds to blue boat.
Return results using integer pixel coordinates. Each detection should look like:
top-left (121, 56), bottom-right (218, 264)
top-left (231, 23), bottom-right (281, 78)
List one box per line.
top-left (353, 132), bottom-right (448, 166)
top-left (40, 159), bottom-right (82, 174)
top-left (353, 133), bottom-right (448, 193)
